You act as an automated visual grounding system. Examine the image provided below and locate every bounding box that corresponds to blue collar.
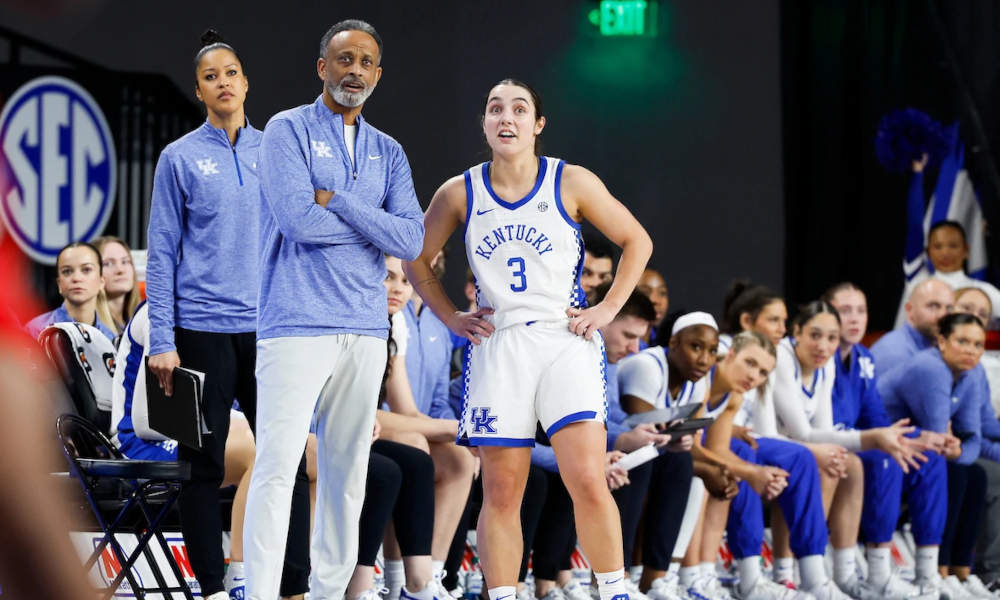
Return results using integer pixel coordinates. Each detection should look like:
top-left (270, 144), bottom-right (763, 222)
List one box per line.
top-left (904, 322), bottom-right (934, 351)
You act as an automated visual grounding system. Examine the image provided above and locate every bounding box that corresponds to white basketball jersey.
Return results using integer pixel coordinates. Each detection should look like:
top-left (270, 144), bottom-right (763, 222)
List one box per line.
top-left (464, 157), bottom-right (585, 331)
top-left (777, 338), bottom-right (834, 424)
top-left (701, 368), bottom-right (731, 420)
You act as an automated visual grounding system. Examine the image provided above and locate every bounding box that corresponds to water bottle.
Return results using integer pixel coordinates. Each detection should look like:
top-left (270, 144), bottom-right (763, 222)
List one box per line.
top-left (465, 555), bottom-right (484, 600)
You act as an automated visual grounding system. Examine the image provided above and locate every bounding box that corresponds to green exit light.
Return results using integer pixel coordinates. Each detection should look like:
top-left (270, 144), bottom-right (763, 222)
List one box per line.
top-left (588, 1), bottom-right (657, 37)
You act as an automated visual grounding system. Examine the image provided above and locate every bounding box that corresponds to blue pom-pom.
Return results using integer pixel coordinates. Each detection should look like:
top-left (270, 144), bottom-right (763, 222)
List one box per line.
top-left (873, 108), bottom-right (949, 173)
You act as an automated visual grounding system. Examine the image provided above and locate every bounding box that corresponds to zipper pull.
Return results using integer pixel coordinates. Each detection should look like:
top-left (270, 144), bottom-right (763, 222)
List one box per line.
top-left (354, 167), bottom-right (357, 180)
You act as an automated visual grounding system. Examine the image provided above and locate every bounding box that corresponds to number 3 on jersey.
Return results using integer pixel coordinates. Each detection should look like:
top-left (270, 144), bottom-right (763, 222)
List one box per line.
top-left (508, 257), bottom-right (527, 292)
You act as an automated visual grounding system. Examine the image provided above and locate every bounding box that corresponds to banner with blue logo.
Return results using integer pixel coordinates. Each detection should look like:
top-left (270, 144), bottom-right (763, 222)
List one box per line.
top-left (0, 75), bottom-right (117, 265)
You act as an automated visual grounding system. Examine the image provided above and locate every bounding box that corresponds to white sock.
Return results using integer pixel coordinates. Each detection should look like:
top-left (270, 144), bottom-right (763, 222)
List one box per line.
top-left (433, 560), bottom-right (446, 578)
top-left (679, 566), bottom-right (700, 587)
top-left (867, 547), bottom-right (892, 589)
top-left (668, 562), bottom-right (681, 576)
top-left (225, 561), bottom-right (244, 590)
top-left (799, 555), bottom-right (828, 591)
top-left (489, 586), bottom-right (516, 600)
top-left (628, 566), bottom-right (643, 583)
top-left (737, 557), bottom-right (762, 595)
top-left (385, 559), bottom-right (406, 600)
top-left (773, 557), bottom-right (794, 583)
top-left (833, 548), bottom-right (856, 587)
top-left (700, 562), bottom-right (715, 576)
top-left (916, 546), bottom-right (940, 582)
top-left (594, 569), bottom-right (627, 600)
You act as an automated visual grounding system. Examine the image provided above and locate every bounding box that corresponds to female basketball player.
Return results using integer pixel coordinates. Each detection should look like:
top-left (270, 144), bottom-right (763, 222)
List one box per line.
top-left (93, 236), bottom-right (142, 335)
top-left (145, 31), bottom-right (309, 600)
top-left (772, 301), bottom-right (932, 600)
top-left (25, 241), bottom-right (117, 342)
top-left (403, 79), bottom-right (652, 600)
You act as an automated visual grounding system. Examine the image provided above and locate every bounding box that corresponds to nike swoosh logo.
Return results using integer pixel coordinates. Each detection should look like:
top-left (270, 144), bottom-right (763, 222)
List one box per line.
top-left (604, 578), bottom-right (623, 585)
top-left (477, 208), bottom-right (495, 215)
top-left (369, 154), bottom-right (382, 160)
top-left (497, 596), bottom-right (512, 600)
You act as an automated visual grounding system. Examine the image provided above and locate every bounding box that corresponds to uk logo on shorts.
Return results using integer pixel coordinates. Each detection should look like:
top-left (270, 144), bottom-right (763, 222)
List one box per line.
top-left (0, 76), bottom-right (117, 265)
top-left (471, 407), bottom-right (497, 434)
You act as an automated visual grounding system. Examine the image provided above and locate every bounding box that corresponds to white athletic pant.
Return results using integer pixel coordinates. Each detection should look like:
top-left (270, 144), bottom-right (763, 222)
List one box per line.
top-left (672, 477), bottom-right (706, 559)
top-left (244, 334), bottom-right (386, 600)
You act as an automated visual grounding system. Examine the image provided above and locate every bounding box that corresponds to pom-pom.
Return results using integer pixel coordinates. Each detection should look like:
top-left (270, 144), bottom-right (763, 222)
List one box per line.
top-left (873, 108), bottom-right (949, 173)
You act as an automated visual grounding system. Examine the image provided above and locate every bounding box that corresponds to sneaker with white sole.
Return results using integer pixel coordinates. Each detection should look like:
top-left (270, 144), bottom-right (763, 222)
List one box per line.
top-left (204, 593), bottom-right (229, 600)
top-left (734, 577), bottom-right (817, 600)
top-left (685, 575), bottom-right (734, 600)
top-left (856, 572), bottom-right (938, 600)
top-left (517, 587), bottom-right (534, 600)
top-left (921, 574), bottom-right (977, 600)
top-left (401, 584), bottom-right (446, 600)
top-left (358, 588), bottom-right (392, 600)
top-left (803, 580), bottom-right (853, 600)
top-left (564, 580), bottom-right (595, 600)
top-left (540, 589), bottom-right (569, 600)
top-left (624, 579), bottom-right (654, 600)
top-left (964, 575), bottom-right (1000, 600)
top-left (649, 574), bottom-right (684, 600)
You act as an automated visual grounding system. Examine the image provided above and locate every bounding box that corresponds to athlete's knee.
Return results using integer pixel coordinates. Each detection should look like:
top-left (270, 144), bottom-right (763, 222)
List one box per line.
top-left (845, 452), bottom-right (863, 481)
top-left (482, 464), bottom-right (526, 512)
top-left (563, 466), bottom-right (611, 509)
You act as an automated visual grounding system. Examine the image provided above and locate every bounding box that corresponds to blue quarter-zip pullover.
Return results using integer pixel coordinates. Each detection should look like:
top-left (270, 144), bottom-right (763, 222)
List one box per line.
top-left (146, 120), bottom-right (262, 355)
top-left (256, 96), bottom-right (424, 341)
top-left (879, 348), bottom-right (983, 464)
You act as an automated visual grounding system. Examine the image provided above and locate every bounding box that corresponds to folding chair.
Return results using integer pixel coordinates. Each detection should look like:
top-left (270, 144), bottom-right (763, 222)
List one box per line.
top-left (39, 325), bottom-right (112, 433)
top-left (57, 413), bottom-right (195, 600)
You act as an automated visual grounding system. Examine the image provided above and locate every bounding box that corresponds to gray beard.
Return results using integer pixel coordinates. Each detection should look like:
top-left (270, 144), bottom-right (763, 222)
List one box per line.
top-left (331, 82), bottom-right (373, 108)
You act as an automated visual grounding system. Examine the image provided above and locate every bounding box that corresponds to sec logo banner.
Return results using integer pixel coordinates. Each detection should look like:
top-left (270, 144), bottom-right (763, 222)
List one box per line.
top-left (0, 76), bottom-right (117, 264)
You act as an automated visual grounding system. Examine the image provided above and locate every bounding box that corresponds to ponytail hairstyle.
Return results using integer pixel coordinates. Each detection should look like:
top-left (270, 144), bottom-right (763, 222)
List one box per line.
top-left (194, 29), bottom-right (243, 78)
top-left (722, 279), bottom-right (783, 334)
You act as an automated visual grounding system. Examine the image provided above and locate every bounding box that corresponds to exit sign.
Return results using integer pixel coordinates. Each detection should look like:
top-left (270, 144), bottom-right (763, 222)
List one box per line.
top-left (588, 1), bottom-right (657, 37)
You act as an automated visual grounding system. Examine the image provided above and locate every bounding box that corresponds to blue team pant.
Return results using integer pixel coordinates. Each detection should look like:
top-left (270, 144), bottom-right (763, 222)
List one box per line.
top-left (727, 438), bottom-right (829, 559)
top-left (860, 449), bottom-right (947, 546)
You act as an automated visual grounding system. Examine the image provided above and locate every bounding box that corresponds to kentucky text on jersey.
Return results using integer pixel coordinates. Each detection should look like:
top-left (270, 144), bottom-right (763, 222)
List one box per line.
top-left (473, 224), bottom-right (554, 260)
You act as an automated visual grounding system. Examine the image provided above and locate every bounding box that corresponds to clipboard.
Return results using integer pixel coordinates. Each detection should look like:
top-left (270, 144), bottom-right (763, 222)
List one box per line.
top-left (622, 402), bottom-right (703, 428)
top-left (145, 359), bottom-right (209, 450)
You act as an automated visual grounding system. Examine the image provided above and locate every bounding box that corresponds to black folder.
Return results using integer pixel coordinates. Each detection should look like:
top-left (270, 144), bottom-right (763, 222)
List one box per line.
top-left (145, 359), bottom-right (207, 450)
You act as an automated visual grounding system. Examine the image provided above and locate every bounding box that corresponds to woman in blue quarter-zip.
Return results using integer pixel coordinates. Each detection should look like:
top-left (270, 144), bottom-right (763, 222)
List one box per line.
top-left (145, 31), bottom-right (308, 600)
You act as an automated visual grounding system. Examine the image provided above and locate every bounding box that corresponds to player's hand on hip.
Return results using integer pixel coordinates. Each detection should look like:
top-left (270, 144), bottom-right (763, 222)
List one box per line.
top-left (566, 303), bottom-right (615, 340)
top-left (148, 351), bottom-right (181, 397)
top-left (449, 308), bottom-right (495, 345)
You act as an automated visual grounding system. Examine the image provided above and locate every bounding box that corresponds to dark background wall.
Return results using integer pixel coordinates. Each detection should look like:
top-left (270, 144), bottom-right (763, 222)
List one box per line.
top-left (0, 0), bottom-right (785, 314)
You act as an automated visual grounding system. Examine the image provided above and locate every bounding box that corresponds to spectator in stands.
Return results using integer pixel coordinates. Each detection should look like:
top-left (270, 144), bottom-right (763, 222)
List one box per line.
top-left (581, 233), bottom-right (615, 305)
top-left (110, 303), bottom-right (257, 598)
top-left (636, 268), bottom-right (668, 344)
top-left (872, 278), bottom-right (954, 377)
top-left (950, 288), bottom-right (1000, 593)
top-left (377, 254), bottom-right (470, 600)
top-left (775, 293), bottom-right (939, 600)
top-left (145, 31), bottom-right (310, 600)
top-left (879, 313), bottom-right (991, 599)
top-left (25, 241), bottom-right (117, 342)
top-left (93, 235), bottom-right (142, 334)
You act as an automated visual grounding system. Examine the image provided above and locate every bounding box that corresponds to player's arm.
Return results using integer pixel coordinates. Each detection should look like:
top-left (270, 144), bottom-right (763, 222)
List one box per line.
top-left (560, 165), bottom-right (653, 337)
top-left (621, 394), bottom-right (655, 415)
top-left (403, 176), bottom-right (495, 345)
